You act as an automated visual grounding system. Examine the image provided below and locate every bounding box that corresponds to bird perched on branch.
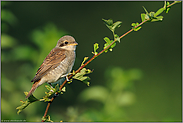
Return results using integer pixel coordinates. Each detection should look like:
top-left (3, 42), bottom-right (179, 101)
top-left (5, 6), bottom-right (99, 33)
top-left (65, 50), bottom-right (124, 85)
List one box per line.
top-left (26, 35), bottom-right (78, 98)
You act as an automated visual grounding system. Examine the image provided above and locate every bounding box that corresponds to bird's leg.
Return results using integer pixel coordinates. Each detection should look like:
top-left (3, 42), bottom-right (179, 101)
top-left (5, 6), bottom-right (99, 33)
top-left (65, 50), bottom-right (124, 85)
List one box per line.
top-left (66, 75), bottom-right (69, 82)
top-left (61, 73), bottom-right (72, 82)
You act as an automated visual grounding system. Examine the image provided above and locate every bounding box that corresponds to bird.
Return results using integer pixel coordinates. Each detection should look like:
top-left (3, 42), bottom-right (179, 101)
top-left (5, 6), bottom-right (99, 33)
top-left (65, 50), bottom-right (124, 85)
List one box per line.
top-left (26, 35), bottom-right (78, 98)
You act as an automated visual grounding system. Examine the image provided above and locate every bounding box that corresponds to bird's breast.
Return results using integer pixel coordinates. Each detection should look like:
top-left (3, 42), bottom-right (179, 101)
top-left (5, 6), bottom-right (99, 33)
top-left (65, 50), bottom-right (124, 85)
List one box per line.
top-left (46, 51), bottom-right (75, 83)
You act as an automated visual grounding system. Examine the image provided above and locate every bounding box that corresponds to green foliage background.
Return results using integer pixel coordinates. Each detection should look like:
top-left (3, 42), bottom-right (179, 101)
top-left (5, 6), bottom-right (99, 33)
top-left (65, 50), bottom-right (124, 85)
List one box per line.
top-left (1, 1), bottom-right (182, 122)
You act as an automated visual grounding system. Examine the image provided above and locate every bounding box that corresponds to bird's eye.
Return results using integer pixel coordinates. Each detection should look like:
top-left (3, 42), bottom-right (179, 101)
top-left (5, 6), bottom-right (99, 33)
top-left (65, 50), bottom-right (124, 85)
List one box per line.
top-left (65, 41), bottom-right (68, 45)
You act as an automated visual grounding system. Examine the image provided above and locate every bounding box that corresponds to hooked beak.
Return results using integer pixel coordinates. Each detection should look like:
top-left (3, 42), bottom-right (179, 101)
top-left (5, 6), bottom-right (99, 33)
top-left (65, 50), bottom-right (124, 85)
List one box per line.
top-left (69, 42), bottom-right (78, 46)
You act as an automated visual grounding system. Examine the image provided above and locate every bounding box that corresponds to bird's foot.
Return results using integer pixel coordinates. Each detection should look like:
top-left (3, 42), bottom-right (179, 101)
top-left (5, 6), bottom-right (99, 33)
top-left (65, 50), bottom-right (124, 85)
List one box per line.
top-left (61, 73), bottom-right (72, 82)
top-left (66, 75), bottom-right (70, 81)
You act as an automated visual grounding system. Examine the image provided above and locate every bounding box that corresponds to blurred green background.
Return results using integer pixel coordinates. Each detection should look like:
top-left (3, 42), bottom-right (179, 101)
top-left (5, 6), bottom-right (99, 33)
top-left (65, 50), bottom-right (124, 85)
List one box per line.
top-left (1, 1), bottom-right (182, 122)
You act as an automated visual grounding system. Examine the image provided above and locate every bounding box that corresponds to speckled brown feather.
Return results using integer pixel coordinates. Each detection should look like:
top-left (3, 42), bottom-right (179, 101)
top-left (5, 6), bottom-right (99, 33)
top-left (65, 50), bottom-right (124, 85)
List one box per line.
top-left (31, 48), bottom-right (66, 82)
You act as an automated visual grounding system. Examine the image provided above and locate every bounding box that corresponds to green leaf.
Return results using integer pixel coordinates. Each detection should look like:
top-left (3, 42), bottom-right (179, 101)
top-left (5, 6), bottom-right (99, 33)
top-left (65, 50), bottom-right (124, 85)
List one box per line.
top-left (42, 115), bottom-right (53, 122)
top-left (111, 21), bottom-right (122, 32)
top-left (104, 37), bottom-right (111, 43)
top-left (103, 37), bottom-right (112, 52)
top-left (72, 70), bottom-right (76, 75)
top-left (142, 6), bottom-right (151, 20)
top-left (43, 84), bottom-right (64, 100)
top-left (93, 43), bottom-right (99, 55)
top-left (102, 18), bottom-right (122, 33)
top-left (154, 8), bottom-right (165, 17)
top-left (131, 23), bottom-right (136, 27)
top-left (165, 2), bottom-right (170, 13)
top-left (45, 85), bottom-right (55, 92)
top-left (141, 13), bottom-right (146, 22)
top-left (114, 34), bottom-right (120, 43)
top-left (42, 84), bottom-right (67, 102)
top-left (131, 22), bottom-right (139, 27)
top-left (156, 16), bottom-right (163, 20)
top-left (149, 12), bottom-right (155, 18)
top-left (134, 26), bottom-right (141, 31)
top-left (104, 43), bottom-right (109, 53)
top-left (16, 92), bottom-right (39, 114)
top-left (103, 37), bottom-right (116, 52)
top-left (16, 100), bottom-right (31, 114)
top-left (54, 84), bottom-right (60, 92)
top-left (73, 68), bottom-right (92, 86)
top-left (166, 7), bottom-right (170, 13)
top-left (109, 42), bottom-right (116, 51)
top-left (131, 23), bottom-right (141, 31)
top-left (94, 43), bottom-right (99, 52)
top-left (142, 6), bottom-right (149, 14)
top-left (61, 87), bottom-right (66, 92)
top-left (74, 68), bottom-right (92, 78)
top-left (81, 57), bottom-right (89, 66)
top-left (163, 1), bottom-right (167, 8)
top-left (145, 14), bottom-right (150, 20)
top-left (102, 18), bottom-right (113, 32)
top-left (42, 96), bottom-right (52, 102)
top-left (102, 18), bottom-right (113, 26)
top-left (151, 16), bottom-right (163, 22)
top-left (43, 84), bottom-right (63, 99)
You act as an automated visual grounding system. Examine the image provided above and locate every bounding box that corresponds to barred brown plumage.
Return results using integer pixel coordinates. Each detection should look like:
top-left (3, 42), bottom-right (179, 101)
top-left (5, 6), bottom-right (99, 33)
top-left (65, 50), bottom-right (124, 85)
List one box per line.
top-left (26, 35), bottom-right (78, 98)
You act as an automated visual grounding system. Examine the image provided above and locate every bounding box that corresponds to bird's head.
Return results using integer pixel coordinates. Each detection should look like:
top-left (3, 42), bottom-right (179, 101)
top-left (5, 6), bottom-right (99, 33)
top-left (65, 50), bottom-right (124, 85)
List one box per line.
top-left (56, 35), bottom-right (78, 50)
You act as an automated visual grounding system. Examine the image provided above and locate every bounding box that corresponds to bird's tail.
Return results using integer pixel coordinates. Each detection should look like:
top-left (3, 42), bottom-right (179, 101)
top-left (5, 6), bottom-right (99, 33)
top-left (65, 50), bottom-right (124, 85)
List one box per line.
top-left (26, 81), bottom-right (40, 98)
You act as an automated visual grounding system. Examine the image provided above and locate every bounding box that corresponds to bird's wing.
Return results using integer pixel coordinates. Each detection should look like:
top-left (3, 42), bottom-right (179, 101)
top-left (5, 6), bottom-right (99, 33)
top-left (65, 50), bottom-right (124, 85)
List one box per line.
top-left (31, 47), bottom-right (66, 82)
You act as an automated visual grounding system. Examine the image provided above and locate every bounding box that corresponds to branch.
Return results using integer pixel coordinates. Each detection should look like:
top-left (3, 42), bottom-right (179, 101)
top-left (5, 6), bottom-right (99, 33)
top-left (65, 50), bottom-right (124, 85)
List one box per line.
top-left (41, 19), bottom-right (148, 122)
top-left (40, 1), bottom-right (181, 122)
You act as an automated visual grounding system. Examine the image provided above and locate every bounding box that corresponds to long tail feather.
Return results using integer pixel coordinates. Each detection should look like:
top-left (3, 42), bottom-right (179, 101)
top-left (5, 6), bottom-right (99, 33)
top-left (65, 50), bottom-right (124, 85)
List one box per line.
top-left (26, 81), bottom-right (40, 98)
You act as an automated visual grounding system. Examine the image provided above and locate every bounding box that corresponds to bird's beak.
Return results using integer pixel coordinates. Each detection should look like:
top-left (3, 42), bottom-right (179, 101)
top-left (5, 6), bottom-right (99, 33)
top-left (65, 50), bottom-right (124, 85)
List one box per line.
top-left (69, 42), bottom-right (78, 46)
